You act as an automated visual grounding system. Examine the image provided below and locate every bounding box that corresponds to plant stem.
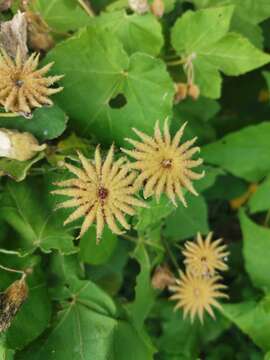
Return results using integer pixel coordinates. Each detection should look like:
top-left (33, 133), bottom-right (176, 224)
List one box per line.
top-left (77, 0), bottom-right (95, 17)
top-left (0, 264), bottom-right (25, 275)
top-left (166, 58), bottom-right (185, 67)
top-left (162, 237), bottom-right (179, 271)
top-left (0, 112), bottom-right (19, 117)
top-left (264, 209), bottom-right (270, 227)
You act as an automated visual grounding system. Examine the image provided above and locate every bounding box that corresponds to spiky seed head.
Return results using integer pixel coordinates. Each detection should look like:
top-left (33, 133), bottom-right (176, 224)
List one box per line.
top-left (183, 232), bottom-right (229, 277)
top-left (121, 120), bottom-right (204, 207)
top-left (169, 271), bottom-right (228, 324)
top-left (52, 145), bottom-right (147, 242)
top-left (0, 47), bottom-right (63, 115)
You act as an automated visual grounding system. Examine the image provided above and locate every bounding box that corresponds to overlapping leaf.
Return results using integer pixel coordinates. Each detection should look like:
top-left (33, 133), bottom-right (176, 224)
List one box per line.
top-left (45, 25), bottom-right (174, 145)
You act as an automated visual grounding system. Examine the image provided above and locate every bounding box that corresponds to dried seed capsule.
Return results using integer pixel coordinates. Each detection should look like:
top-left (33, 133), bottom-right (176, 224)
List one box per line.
top-left (0, 276), bottom-right (28, 333)
top-left (129, 0), bottom-right (149, 14)
top-left (174, 83), bottom-right (188, 103)
top-left (188, 83), bottom-right (200, 100)
top-left (0, 128), bottom-right (46, 161)
top-left (151, 0), bottom-right (165, 18)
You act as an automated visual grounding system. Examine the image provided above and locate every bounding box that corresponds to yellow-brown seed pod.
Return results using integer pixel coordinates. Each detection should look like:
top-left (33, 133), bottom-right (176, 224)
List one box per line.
top-left (0, 128), bottom-right (46, 161)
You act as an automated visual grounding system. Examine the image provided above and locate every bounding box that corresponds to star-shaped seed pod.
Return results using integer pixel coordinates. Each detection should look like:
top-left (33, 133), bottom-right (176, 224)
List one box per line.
top-left (169, 271), bottom-right (228, 324)
top-left (52, 145), bottom-right (147, 242)
top-left (0, 47), bottom-right (63, 115)
top-left (183, 232), bottom-right (229, 277)
top-left (121, 120), bottom-right (204, 207)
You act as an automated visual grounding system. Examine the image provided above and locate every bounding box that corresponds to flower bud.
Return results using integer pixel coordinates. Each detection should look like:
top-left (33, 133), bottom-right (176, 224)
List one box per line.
top-left (174, 82), bottom-right (188, 103)
top-left (0, 128), bottom-right (46, 161)
top-left (151, 0), bottom-right (165, 18)
top-left (188, 83), bottom-right (200, 100)
top-left (129, 0), bottom-right (149, 14)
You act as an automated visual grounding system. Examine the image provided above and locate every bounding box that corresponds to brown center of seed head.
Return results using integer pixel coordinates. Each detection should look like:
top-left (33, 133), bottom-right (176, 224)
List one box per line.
top-left (161, 159), bottom-right (172, 169)
top-left (15, 79), bottom-right (23, 87)
top-left (98, 187), bottom-right (109, 200)
top-left (201, 256), bottom-right (207, 262)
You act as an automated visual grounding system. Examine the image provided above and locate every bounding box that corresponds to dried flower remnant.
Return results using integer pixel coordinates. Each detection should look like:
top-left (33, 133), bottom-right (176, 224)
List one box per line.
top-left (150, 0), bottom-right (165, 18)
top-left (129, 0), bottom-right (149, 14)
top-left (0, 11), bottom-right (28, 62)
top-left (169, 271), bottom-right (228, 323)
top-left (0, 128), bottom-right (46, 161)
top-left (183, 232), bottom-right (229, 277)
top-left (0, 48), bottom-right (63, 115)
top-left (26, 11), bottom-right (54, 52)
top-left (151, 264), bottom-right (175, 290)
top-left (121, 120), bottom-right (204, 207)
top-left (0, 275), bottom-right (28, 332)
top-left (52, 145), bottom-right (147, 241)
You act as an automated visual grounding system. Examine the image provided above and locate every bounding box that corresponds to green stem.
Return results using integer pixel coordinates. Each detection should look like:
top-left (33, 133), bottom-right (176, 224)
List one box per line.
top-left (0, 112), bottom-right (19, 117)
top-left (162, 237), bottom-right (179, 271)
top-left (264, 209), bottom-right (270, 227)
top-left (77, 0), bottom-right (95, 17)
top-left (166, 58), bottom-right (185, 67)
top-left (0, 264), bottom-right (25, 275)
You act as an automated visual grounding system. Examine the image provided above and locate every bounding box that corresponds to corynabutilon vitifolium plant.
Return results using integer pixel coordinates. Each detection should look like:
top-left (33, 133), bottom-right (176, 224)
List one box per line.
top-left (0, 0), bottom-right (269, 358)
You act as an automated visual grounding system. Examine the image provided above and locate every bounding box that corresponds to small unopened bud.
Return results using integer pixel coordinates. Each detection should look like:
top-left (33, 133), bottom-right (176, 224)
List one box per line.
top-left (174, 83), bottom-right (188, 103)
top-left (150, 0), bottom-right (165, 18)
top-left (188, 83), bottom-right (200, 100)
top-left (129, 0), bottom-right (149, 14)
top-left (0, 128), bottom-right (46, 161)
top-left (151, 265), bottom-right (175, 290)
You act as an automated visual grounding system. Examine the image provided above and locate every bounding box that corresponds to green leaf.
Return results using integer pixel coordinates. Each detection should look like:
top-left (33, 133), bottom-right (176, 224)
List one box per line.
top-left (0, 342), bottom-right (14, 360)
top-left (0, 179), bottom-right (76, 255)
top-left (222, 298), bottom-right (270, 351)
top-left (136, 195), bottom-right (175, 233)
top-left (128, 244), bottom-right (155, 329)
top-left (193, 57), bottom-right (222, 99)
top-left (202, 33), bottom-right (270, 76)
top-left (239, 209), bottom-right (270, 292)
top-left (171, 6), bottom-right (270, 98)
top-left (202, 122), bottom-right (270, 182)
top-left (230, 15), bottom-right (263, 48)
top-left (45, 25), bottom-right (174, 145)
top-left (164, 194), bottom-right (209, 241)
top-left (0, 152), bottom-right (44, 182)
top-left (171, 6), bottom-right (234, 53)
top-left (157, 302), bottom-right (200, 359)
top-left (79, 226), bottom-right (117, 265)
top-left (17, 278), bottom-right (155, 360)
top-left (0, 253), bottom-right (51, 350)
top-left (97, 11), bottom-right (164, 56)
top-left (191, 0), bottom-right (270, 25)
top-left (30, 0), bottom-right (92, 32)
top-left (249, 176), bottom-right (270, 213)
top-left (0, 105), bottom-right (67, 142)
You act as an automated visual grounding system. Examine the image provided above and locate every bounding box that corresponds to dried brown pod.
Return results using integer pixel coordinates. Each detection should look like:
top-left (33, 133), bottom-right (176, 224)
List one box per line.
top-left (0, 128), bottom-right (46, 161)
top-left (151, 264), bottom-right (175, 290)
top-left (150, 0), bottom-right (165, 18)
top-left (129, 0), bottom-right (149, 14)
top-left (0, 11), bottom-right (28, 62)
top-left (26, 11), bottom-right (54, 52)
top-left (0, 276), bottom-right (28, 333)
top-left (188, 83), bottom-right (200, 100)
top-left (174, 83), bottom-right (188, 103)
top-left (0, 0), bottom-right (13, 12)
